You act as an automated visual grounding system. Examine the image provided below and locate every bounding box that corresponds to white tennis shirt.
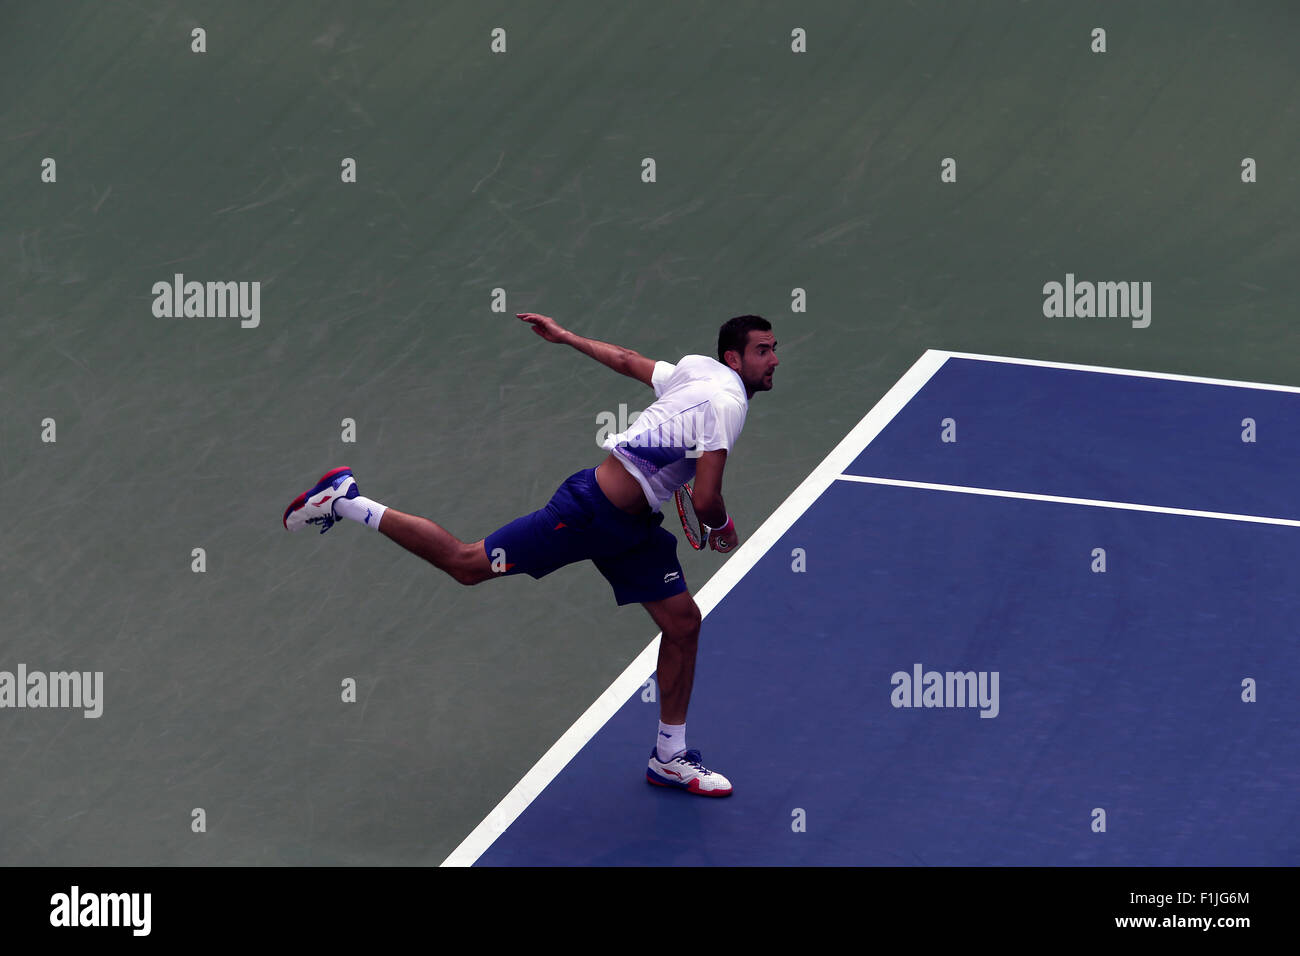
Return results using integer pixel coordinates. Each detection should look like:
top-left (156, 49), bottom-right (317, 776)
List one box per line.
top-left (600, 354), bottom-right (749, 511)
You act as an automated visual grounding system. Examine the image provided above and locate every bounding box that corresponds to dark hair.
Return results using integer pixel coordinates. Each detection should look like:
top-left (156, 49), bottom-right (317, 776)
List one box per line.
top-left (717, 315), bottom-right (771, 363)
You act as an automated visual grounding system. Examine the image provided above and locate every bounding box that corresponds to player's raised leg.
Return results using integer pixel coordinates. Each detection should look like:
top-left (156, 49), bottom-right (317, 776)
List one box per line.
top-left (284, 466), bottom-right (493, 585)
top-left (377, 510), bottom-right (494, 585)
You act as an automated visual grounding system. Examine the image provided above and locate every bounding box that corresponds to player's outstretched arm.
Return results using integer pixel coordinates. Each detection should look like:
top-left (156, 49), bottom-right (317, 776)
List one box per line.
top-left (517, 312), bottom-right (655, 387)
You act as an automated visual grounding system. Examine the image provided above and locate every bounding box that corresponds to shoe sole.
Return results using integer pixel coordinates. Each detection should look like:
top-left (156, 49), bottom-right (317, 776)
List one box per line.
top-left (283, 466), bottom-right (353, 529)
top-left (646, 770), bottom-right (733, 797)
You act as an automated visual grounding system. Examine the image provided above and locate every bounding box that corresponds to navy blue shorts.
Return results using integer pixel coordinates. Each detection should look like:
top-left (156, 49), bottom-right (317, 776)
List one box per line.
top-left (483, 468), bottom-right (687, 606)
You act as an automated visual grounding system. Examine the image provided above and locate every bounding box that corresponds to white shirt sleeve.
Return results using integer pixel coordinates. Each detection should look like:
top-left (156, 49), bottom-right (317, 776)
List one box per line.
top-left (696, 395), bottom-right (746, 452)
top-left (651, 360), bottom-right (677, 398)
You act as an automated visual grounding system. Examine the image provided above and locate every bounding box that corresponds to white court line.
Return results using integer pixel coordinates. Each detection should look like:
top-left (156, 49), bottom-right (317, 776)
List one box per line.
top-left (835, 475), bottom-right (1300, 529)
top-left (439, 349), bottom-right (952, 866)
top-left (937, 350), bottom-right (1300, 394)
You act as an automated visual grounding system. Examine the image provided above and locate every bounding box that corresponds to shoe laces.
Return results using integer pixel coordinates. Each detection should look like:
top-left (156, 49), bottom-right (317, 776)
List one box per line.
top-left (675, 749), bottom-right (709, 774)
top-left (306, 513), bottom-right (335, 534)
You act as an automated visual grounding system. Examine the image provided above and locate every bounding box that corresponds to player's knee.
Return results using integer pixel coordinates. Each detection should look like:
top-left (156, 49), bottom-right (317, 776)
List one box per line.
top-left (665, 603), bottom-right (701, 643)
top-left (457, 566), bottom-right (498, 586)
top-left (452, 544), bottom-right (492, 586)
top-left (451, 566), bottom-right (482, 586)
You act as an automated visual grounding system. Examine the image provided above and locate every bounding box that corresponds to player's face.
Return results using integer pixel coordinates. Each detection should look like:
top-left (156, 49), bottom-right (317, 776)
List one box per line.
top-left (736, 331), bottom-right (778, 393)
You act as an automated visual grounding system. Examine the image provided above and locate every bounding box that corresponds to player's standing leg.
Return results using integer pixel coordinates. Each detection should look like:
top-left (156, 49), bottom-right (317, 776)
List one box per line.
top-left (642, 590), bottom-right (732, 796)
top-left (645, 591), bottom-right (701, 726)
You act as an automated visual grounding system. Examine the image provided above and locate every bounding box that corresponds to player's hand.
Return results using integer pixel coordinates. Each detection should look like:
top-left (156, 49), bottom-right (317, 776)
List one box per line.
top-left (517, 312), bottom-right (568, 344)
top-left (708, 520), bottom-right (739, 553)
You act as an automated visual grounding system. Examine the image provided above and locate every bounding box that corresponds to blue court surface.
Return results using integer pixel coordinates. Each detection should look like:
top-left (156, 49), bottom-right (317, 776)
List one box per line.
top-left (445, 351), bottom-right (1300, 866)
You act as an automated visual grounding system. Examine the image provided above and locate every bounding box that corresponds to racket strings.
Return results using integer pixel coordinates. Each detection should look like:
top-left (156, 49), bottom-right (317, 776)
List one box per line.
top-left (676, 485), bottom-right (705, 548)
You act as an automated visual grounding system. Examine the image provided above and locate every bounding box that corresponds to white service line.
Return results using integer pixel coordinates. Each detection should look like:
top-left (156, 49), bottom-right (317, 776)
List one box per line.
top-left (937, 350), bottom-right (1300, 394)
top-left (835, 475), bottom-right (1300, 528)
top-left (439, 349), bottom-right (952, 866)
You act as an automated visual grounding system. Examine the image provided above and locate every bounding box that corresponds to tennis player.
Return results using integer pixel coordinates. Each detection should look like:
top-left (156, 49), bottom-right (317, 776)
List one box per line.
top-left (283, 313), bottom-right (778, 797)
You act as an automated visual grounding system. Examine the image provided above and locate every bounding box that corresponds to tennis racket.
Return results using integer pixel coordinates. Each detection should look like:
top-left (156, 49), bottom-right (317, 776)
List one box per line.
top-left (674, 482), bottom-right (732, 552)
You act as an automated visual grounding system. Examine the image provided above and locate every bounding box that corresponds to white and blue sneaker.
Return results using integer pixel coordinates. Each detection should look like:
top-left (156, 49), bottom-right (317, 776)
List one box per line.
top-left (283, 466), bottom-right (358, 534)
top-left (646, 749), bottom-right (733, 797)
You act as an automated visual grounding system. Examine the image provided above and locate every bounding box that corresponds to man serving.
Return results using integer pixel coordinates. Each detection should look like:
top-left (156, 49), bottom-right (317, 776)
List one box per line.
top-left (284, 312), bottom-right (778, 796)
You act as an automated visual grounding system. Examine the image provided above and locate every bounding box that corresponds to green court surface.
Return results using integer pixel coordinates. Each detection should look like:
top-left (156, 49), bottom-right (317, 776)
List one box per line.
top-left (1, 1), bottom-right (1296, 864)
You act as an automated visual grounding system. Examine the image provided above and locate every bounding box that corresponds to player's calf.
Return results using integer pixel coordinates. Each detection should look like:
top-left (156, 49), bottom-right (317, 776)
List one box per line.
top-left (370, 510), bottom-right (494, 585)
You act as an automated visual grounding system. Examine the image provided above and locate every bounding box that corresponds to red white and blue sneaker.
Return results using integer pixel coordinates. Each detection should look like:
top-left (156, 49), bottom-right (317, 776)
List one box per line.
top-left (646, 749), bottom-right (733, 797)
top-left (283, 466), bottom-right (358, 534)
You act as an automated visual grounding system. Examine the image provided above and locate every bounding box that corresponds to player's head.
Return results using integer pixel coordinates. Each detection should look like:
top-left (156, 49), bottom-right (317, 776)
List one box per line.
top-left (718, 315), bottom-right (777, 396)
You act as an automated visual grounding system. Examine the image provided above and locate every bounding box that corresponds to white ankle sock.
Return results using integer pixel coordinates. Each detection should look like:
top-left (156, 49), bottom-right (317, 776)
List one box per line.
top-left (335, 495), bottom-right (387, 531)
top-left (656, 721), bottom-right (686, 762)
